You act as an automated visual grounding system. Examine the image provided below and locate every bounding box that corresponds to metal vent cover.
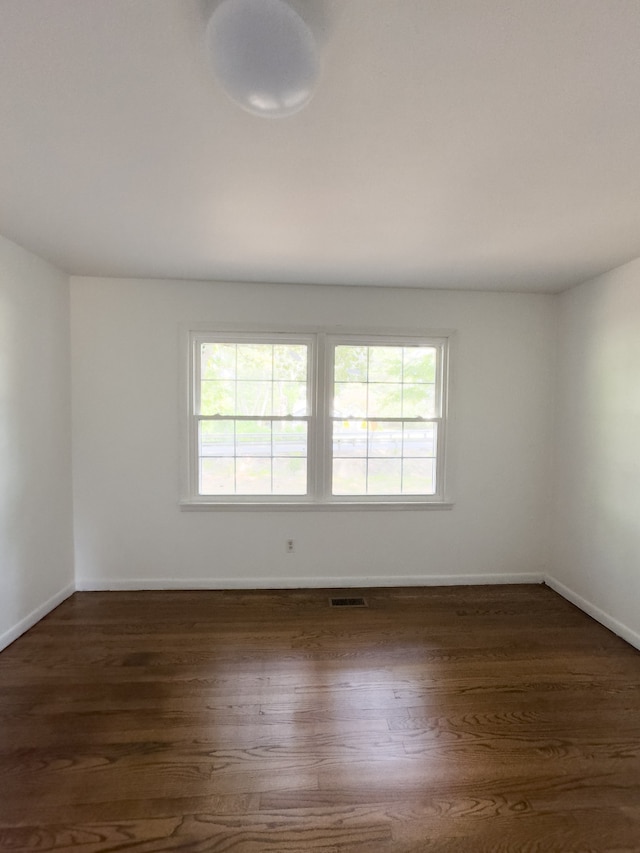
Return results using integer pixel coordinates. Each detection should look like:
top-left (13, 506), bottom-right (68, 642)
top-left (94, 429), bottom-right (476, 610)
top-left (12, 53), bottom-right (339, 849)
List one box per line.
top-left (329, 597), bottom-right (368, 608)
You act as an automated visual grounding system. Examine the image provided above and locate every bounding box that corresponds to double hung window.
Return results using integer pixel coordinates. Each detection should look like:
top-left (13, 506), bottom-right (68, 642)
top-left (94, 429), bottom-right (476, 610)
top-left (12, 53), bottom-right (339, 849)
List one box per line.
top-left (185, 328), bottom-right (450, 506)
top-left (195, 334), bottom-right (312, 497)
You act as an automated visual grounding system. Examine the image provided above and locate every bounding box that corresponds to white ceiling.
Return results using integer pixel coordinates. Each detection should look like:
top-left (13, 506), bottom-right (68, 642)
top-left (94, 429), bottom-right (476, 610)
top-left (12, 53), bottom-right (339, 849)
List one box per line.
top-left (1, 0), bottom-right (640, 292)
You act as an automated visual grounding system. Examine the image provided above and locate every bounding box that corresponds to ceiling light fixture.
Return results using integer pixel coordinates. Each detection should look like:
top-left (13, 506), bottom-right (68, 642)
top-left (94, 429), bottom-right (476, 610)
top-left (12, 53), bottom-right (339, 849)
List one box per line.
top-left (205, 0), bottom-right (320, 118)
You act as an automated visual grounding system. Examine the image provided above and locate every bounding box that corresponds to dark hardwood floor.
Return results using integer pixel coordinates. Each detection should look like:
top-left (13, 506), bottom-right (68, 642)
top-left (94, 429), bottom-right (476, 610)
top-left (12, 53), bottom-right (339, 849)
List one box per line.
top-left (1, 584), bottom-right (639, 851)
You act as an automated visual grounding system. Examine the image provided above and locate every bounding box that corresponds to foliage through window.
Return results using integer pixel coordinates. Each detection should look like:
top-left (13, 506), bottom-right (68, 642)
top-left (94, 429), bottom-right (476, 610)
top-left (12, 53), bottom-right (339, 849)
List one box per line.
top-left (186, 330), bottom-right (449, 505)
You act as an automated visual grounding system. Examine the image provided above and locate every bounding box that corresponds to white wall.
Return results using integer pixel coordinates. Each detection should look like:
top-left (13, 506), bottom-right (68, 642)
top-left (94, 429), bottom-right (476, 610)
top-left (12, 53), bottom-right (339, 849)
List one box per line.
top-left (551, 258), bottom-right (640, 646)
top-left (71, 277), bottom-right (556, 589)
top-left (0, 236), bottom-right (74, 648)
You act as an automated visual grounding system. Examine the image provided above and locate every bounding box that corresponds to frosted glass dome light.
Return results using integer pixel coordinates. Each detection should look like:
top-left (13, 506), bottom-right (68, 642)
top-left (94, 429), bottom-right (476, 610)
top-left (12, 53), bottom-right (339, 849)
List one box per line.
top-left (205, 0), bottom-right (320, 118)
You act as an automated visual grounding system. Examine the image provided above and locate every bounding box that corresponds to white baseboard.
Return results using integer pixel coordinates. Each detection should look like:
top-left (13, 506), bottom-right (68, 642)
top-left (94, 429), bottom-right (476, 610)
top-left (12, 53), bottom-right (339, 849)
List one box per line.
top-left (0, 582), bottom-right (75, 652)
top-left (75, 572), bottom-right (544, 591)
top-left (545, 574), bottom-right (640, 652)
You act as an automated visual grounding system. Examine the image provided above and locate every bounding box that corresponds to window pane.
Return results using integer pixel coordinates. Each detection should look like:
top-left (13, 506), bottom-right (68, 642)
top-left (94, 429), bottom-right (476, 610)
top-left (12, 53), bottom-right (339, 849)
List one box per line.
top-left (199, 419), bottom-right (308, 495)
top-left (274, 344), bottom-right (307, 381)
top-left (236, 458), bottom-right (272, 493)
top-left (201, 341), bottom-right (310, 419)
top-left (273, 421), bottom-right (307, 457)
top-left (403, 347), bottom-right (436, 383)
top-left (332, 458), bottom-right (367, 495)
top-left (333, 382), bottom-right (367, 418)
top-left (403, 423), bottom-right (437, 457)
top-left (368, 458), bottom-right (402, 494)
top-left (334, 345), bottom-right (367, 382)
top-left (369, 346), bottom-right (403, 382)
top-left (201, 343), bottom-right (236, 381)
top-left (402, 384), bottom-right (435, 418)
top-left (333, 420), bottom-right (367, 458)
top-left (200, 380), bottom-right (235, 416)
top-left (199, 421), bottom-right (234, 457)
top-left (402, 458), bottom-right (436, 494)
top-left (236, 344), bottom-right (273, 380)
top-left (369, 422), bottom-right (402, 458)
top-left (273, 380), bottom-right (307, 416)
top-left (333, 344), bottom-right (437, 420)
top-left (236, 381), bottom-right (272, 415)
top-left (200, 458), bottom-right (235, 494)
top-left (273, 458), bottom-right (307, 494)
top-left (368, 382), bottom-right (402, 418)
top-left (236, 421), bottom-right (271, 457)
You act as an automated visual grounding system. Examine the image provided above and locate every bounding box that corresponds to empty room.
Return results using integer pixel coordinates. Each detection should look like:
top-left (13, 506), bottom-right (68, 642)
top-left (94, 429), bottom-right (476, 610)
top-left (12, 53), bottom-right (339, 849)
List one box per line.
top-left (1, 1), bottom-right (640, 850)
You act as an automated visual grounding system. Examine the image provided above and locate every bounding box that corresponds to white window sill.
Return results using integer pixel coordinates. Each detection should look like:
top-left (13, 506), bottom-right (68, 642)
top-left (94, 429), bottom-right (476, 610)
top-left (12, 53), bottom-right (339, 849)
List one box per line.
top-left (179, 500), bottom-right (454, 512)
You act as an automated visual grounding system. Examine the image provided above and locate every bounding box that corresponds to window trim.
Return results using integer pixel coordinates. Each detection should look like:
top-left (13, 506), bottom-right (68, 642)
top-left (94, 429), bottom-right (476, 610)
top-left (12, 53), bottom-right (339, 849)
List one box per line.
top-left (180, 323), bottom-right (454, 509)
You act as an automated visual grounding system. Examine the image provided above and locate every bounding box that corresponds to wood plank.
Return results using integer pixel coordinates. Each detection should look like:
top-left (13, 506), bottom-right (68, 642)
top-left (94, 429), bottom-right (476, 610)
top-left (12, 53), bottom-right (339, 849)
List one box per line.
top-left (1, 585), bottom-right (639, 850)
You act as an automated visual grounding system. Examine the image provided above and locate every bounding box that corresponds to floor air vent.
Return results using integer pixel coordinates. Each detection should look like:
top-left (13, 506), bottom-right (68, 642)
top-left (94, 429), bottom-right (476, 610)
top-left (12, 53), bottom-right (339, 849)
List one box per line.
top-left (330, 597), bottom-right (368, 608)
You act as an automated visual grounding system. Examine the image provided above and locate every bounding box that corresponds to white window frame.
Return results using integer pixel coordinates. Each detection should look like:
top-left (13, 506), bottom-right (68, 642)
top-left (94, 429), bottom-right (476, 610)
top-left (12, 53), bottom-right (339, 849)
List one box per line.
top-left (181, 325), bottom-right (453, 510)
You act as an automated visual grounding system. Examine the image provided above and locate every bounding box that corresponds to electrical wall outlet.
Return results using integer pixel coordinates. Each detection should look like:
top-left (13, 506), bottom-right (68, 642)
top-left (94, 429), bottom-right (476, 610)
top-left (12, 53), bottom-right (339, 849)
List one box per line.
top-left (286, 539), bottom-right (295, 553)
